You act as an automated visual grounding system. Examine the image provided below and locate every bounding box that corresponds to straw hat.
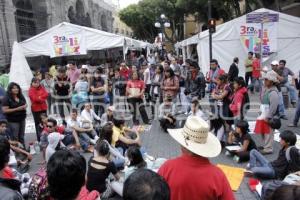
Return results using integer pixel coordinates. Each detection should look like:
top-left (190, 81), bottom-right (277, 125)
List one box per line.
top-left (168, 116), bottom-right (221, 158)
top-left (264, 70), bottom-right (279, 83)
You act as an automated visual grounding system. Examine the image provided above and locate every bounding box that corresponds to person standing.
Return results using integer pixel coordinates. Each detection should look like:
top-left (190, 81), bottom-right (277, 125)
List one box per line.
top-left (143, 62), bottom-right (152, 103)
top-left (29, 78), bottom-right (48, 142)
top-left (288, 70), bottom-right (300, 127)
top-left (251, 54), bottom-right (262, 93)
top-left (158, 116), bottom-right (234, 200)
top-left (254, 70), bottom-right (280, 154)
top-left (245, 52), bottom-right (254, 92)
top-left (150, 65), bottom-right (164, 117)
top-left (41, 72), bottom-right (55, 114)
top-left (2, 82), bottom-right (27, 145)
top-left (228, 57), bottom-right (239, 83)
top-left (161, 68), bottom-right (179, 102)
top-left (185, 61), bottom-right (206, 100)
top-left (90, 68), bottom-right (106, 117)
top-left (54, 67), bottom-right (71, 122)
top-left (126, 71), bottom-right (149, 125)
top-left (67, 61), bottom-right (81, 88)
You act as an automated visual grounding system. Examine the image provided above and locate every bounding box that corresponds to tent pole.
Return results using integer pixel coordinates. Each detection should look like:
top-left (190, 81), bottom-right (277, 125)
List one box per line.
top-left (208, 0), bottom-right (213, 61)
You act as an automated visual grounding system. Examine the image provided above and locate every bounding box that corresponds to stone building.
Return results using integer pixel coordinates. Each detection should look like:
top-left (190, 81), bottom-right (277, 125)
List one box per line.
top-left (0, 0), bottom-right (116, 67)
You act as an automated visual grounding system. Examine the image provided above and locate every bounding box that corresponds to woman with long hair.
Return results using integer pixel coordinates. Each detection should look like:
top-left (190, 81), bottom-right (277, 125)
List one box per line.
top-left (29, 77), bottom-right (48, 141)
top-left (126, 71), bottom-right (149, 125)
top-left (150, 65), bottom-right (164, 117)
top-left (2, 82), bottom-right (27, 144)
top-left (161, 68), bottom-right (179, 102)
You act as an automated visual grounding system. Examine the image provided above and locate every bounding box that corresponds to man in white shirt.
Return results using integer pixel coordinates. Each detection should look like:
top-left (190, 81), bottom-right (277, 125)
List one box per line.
top-left (81, 103), bottom-right (101, 123)
top-left (67, 109), bottom-right (97, 152)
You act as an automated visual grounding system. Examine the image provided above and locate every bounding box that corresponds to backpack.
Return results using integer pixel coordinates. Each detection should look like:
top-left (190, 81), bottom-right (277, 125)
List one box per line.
top-left (28, 167), bottom-right (50, 200)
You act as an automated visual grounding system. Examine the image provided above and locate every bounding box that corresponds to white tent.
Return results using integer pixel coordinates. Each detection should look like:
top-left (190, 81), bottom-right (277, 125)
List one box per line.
top-left (9, 22), bottom-right (152, 90)
top-left (177, 8), bottom-right (300, 75)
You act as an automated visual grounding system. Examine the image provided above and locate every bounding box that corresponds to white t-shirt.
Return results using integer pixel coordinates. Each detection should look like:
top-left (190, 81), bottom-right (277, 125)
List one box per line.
top-left (81, 109), bottom-right (100, 123)
top-left (143, 68), bottom-right (151, 85)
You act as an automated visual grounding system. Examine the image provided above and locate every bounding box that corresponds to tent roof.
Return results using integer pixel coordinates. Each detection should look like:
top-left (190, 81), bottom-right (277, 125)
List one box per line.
top-left (176, 8), bottom-right (300, 48)
top-left (19, 22), bottom-right (151, 57)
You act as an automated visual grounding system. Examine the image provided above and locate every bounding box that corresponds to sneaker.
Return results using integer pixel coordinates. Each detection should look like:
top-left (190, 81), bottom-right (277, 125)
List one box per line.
top-left (225, 151), bottom-right (231, 156)
top-left (288, 123), bottom-right (297, 127)
top-left (244, 170), bottom-right (254, 177)
top-left (90, 139), bottom-right (97, 145)
top-left (233, 155), bottom-right (240, 163)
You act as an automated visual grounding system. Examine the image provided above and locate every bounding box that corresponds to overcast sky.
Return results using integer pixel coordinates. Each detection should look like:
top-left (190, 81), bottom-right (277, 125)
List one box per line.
top-left (112, 0), bottom-right (140, 8)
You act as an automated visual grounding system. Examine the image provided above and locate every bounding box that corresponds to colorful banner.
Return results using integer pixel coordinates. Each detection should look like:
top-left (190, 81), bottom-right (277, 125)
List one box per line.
top-left (239, 22), bottom-right (277, 57)
top-left (50, 33), bottom-right (86, 57)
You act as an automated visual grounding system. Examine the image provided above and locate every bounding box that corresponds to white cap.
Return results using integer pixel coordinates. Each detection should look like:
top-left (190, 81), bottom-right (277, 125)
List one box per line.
top-left (82, 65), bottom-right (88, 69)
top-left (271, 60), bottom-right (279, 66)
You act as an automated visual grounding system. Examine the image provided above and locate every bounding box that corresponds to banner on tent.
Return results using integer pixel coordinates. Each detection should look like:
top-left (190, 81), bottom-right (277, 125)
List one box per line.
top-left (50, 33), bottom-right (86, 57)
top-left (239, 22), bottom-right (277, 57)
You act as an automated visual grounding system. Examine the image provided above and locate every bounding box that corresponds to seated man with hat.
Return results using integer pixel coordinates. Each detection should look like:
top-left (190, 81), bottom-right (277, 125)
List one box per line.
top-left (158, 116), bottom-right (234, 200)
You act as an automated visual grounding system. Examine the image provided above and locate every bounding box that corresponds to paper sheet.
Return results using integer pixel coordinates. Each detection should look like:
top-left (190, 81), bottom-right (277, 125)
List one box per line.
top-left (217, 164), bottom-right (245, 191)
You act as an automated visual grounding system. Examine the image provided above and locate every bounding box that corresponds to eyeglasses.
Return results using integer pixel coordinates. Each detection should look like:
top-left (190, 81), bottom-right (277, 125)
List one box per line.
top-left (47, 125), bottom-right (53, 128)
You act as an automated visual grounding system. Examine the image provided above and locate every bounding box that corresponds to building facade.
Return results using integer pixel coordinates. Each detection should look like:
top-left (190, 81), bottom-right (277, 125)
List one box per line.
top-left (0, 0), bottom-right (117, 67)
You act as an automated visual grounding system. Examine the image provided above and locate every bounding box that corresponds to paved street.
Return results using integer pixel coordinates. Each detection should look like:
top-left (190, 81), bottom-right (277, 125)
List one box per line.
top-left (25, 93), bottom-right (299, 200)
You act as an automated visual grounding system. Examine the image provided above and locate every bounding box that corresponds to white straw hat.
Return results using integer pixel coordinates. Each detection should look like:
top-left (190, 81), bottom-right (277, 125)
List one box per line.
top-left (264, 70), bottom-right (279, 83)
top-left (168, 116), bottom-right (221, 158)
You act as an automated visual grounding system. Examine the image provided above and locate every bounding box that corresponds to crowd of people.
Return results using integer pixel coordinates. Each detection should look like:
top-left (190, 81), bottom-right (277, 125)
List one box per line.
top-left (0, 49), bottom-right (300, 200)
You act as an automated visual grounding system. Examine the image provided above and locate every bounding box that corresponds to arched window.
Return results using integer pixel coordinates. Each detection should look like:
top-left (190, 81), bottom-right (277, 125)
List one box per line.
top-left (15, 0), bottom-right (36, 41)
top-left (101, 14), bottom-right (108, 32)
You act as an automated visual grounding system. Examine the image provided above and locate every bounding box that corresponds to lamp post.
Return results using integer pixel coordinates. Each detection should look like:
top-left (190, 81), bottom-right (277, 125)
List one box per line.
top-left (208, 0), bottom-right (213, 61)
top-left (154, 14), bottom-right (171, 43)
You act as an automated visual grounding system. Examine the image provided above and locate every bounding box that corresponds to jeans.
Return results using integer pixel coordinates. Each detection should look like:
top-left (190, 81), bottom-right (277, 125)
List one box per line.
top-left (245, 72), bottom-right (253, 91)
top-left (113, 147), bottom-right (125, 168)
top-left (62, 133), bottom-right (75, 146)
top-left (56, 98), bottom-right (71, 119)
top-left (127, 97), bottom-right (149, 124)
top-left (32, 110), bottom-right (47, 142)
top-left (284, 82), bottom-right (297, 103)
top-left (249, 149), bottom-right (276, 178)
top-left (250, 78), bottom-right (262, 93)
top-left (293, 99), bottom-right (300, 125)
top-left (278, 91), bottom-right (286, 116)
top-left (9, 120), bottom-right (26, 145)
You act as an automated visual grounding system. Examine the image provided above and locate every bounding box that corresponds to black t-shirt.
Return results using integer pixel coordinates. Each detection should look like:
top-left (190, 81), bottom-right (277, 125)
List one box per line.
top-left (236, 134), bottom-right (257, 152)
top-left (2, 95), bottom-right (26, 122)
top-left (54, 76), bottom-right (71, 96)
top-left (271, 148), bottom-right (288, 179)
top-left (86, 158), bottom-right (117, 193)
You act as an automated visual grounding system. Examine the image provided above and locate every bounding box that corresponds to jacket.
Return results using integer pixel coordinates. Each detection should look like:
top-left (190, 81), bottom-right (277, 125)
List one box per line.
top-left (186, 71), bottom-right (206, 99)
top-left (0, 178), bottom-right (23, 200)
top-left (229, 87), bottom-right (247, 117)
top-left (28, 85), bottom-right (48, 112)
top-left (228, 63), bottom-right (239, 82)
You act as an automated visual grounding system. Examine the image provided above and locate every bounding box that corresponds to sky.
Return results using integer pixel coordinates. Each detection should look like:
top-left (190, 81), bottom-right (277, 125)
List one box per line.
top-left (112, 0), bottom-right (141, 8)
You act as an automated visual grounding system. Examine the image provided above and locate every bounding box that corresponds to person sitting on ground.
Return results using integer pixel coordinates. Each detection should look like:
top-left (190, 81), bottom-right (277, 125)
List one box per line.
top-left (86, 140), bottom-right (120, 198)
top-left (227, 120), bottom-right (257, 162)
top-left (66, 109), bottom-right (95, 152)
top-left (209, 116), bottom-right (226, 145)
top-left (112, 117), bottom-right (141, 153)
top-left (0, 135), bottom-right (23, 200)
top-left (99, 123), bottom-right (126, 168)
top-left (111, 146), bottom-right (166, 197)
top-left (100, 106), bottom-right (114, 127)
top-left (270, 185), bottom-right (300, 200)
top-left (81, 103), bottom-right (101, 123)
top-left (158, 96), bottom-right (176, 133)
top-left (0, 119), bottom-right (32, 165)
top-left (188, 98), bottom-right (206, 119)
top-left (45, 132), bottom-right (64, 162)
top-left (246, 130), bottom-right (297, 179)
top-left (158, 116), bottom-right (234, 200)
top-left (123, 169), bottom-right (170, 200)
top-left (47, 150), bottom-right (100, 200)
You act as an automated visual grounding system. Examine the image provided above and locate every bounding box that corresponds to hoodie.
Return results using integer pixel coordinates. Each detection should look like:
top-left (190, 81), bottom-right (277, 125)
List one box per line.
top-left (229, 87), bottom-right (248, 117)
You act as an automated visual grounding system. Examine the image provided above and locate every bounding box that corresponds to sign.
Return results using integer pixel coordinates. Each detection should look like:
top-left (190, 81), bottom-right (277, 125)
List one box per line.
top-left (246, 12), bottom-right (279, 23)
top-left (50, 33), bottom-right (86, 57)
top-left (239, 22), bottom-right (277, 57)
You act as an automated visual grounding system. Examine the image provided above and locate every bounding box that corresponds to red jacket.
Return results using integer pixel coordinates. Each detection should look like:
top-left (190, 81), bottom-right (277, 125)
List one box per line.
top-left (29, 85), bottom-right (48, 112)
top-left (229, 87), bottom-right (248, 117)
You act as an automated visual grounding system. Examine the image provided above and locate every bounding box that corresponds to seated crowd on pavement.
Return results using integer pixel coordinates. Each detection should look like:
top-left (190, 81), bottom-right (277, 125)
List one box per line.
top-left (0, 50), bottom-right (300, 200)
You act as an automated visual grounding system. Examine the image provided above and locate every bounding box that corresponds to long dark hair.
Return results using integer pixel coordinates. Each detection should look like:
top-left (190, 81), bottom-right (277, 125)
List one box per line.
top-left (210, 117), bottom-right (225, 135)
top-left (164, 68), bottom-right (175, 79)
top-left (6, 82), bottom-right (25, 101)
top-left (99, 123), bottom-right (113, 145)
top-left (127, 146), bottom-right (146, 169)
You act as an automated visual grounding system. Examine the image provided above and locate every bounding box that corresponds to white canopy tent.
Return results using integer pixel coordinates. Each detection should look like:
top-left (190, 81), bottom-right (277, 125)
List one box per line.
top-left (176, 8), bottom-right (300, 75)
top-left (9, 22), bottom-right (152, 89)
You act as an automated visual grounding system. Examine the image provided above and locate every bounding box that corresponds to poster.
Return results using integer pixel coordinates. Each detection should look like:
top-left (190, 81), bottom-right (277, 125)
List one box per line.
top-left (50, 33), bottom-right (86, 57)
top-left (239, 22), bottom-right (277, 57)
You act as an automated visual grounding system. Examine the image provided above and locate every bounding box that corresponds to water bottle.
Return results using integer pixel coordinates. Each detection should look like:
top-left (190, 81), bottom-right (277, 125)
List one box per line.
top-left (34, 141), bottom-right (40, 154)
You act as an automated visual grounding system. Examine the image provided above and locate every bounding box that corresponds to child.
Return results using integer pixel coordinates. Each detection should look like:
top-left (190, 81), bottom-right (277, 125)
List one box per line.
top-left (246, 130), bottom-right (297, 179)
top-left (227, 120), bottom-right (257, 162)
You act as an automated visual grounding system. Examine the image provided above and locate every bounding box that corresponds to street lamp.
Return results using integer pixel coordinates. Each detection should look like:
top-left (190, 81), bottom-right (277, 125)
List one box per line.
top-left (154, 14), bottom-right (170, 43)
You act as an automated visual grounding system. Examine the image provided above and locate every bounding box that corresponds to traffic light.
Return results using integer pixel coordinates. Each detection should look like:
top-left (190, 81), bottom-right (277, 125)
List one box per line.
top-left (208, 18), bottom-right (216, 33)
